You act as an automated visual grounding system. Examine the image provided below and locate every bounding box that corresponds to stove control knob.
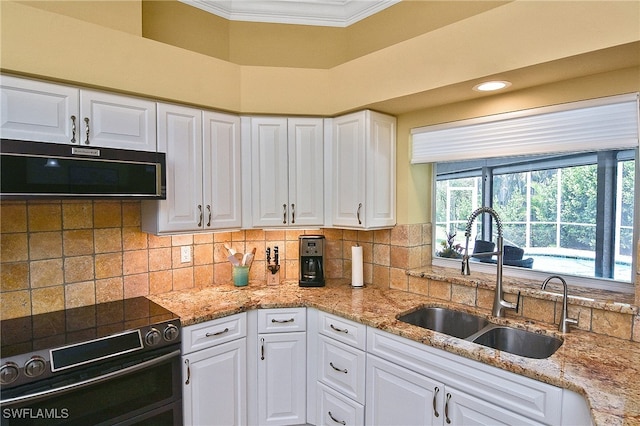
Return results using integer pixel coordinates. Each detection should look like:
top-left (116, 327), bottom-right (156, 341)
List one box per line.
top-left (24, 356), bottom-right (46, 378)
top-left (145, 328), bottom-right (162, 346)
top-left (163, 324), bottom-right (179, 342)
top-left (0, 362), bottom-right (20, 385)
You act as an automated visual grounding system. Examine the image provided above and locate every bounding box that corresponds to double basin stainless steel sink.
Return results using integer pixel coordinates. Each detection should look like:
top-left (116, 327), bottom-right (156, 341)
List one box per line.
top-left (397, 307), bottom-right (563, 359)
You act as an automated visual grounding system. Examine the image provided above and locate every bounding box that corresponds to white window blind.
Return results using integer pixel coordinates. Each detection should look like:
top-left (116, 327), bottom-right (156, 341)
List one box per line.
top-left (411, 93), bottom-right (640, 164)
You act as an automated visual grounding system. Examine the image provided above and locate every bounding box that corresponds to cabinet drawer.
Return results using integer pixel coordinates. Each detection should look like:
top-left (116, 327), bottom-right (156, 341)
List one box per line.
top-left (258, 307), bottom-right (306, 333)
top-left (182, 313), bottom-right (246, 354)
top-left (318, 311), bottom-right (366, 350)
top-left (318, 335), bottom-right (366, 404)
top-left (317, 383), bottom-right (364, 426)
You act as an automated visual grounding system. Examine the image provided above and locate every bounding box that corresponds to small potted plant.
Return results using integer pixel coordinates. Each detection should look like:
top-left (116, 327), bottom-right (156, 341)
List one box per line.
top-left (437, 231), bottom-right (463, 259)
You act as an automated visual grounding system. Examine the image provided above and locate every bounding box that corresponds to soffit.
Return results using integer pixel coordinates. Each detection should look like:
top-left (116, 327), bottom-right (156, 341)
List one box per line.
top-left (179, 0), bottom-right (401, 27)
top-left (365, 42), bottom-right (640, 116)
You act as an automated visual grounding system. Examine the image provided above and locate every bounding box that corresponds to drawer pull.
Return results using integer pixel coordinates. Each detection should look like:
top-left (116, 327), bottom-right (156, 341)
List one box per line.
top-left (271, 318), bottom-right (294, 324)
top-left (328, 411), bottom-right (346, 425)
top-left (329, 362), bottom-right (348, 374)
top-left (205, 327), bottom-right (229, 337)
top-left (433, 386), bottom-right (440, 418)
top-left (184, 359), bottom-right (191, 385)
top-left (330, 324), bottom-right (349, 334)
top-left (445, 392), bottom-right (452, 424)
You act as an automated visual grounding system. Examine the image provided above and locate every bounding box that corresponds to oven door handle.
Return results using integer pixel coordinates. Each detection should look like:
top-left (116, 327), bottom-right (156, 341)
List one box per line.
top-left (0, 349), bottom-right (180, 406)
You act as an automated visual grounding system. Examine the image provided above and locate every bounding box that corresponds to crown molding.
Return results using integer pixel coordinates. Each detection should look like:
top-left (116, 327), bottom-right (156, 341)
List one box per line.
top-left (180, 0), bottom-right (400, 27)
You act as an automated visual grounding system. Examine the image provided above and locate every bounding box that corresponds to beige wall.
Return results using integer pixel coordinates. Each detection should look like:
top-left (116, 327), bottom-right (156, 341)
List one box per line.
top-left (2, 1), bottom-right (638, 115)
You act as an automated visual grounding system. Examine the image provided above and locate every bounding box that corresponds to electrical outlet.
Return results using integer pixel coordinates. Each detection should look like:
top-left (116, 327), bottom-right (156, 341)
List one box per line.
top-left (180, 246), bottom-right (191, 263)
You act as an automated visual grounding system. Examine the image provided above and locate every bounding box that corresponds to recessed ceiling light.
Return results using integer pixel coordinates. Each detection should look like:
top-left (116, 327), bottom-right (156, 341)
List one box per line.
top-left (473, 81), bottom-right (512, 92)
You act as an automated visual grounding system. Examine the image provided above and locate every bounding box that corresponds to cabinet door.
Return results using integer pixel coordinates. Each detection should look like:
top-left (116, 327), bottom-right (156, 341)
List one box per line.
top-left (366, 354), bottom-right (442, 426)
top-left (258, 332), bottom-right (306, 425)
top-left (183, 338), bottom-right (247, 426)
top-left (366, 111), bottom-right (396, 228)
top-left (287, 118), bottom-right (324, 226)
top-left (80, 89), bottom-right (156, 151)
top-left (446, 388), bottom-right (544, 426)
top-left (331, 112), bottom-right (365, 228)
top-left (144, 103), bottom-right (202, 233)
top-left (203, 111), bottom-right (242, 229)
top-left (0, 75), bottom-right (79, 144)
top-left (251, 117), bottom-right (290, 227)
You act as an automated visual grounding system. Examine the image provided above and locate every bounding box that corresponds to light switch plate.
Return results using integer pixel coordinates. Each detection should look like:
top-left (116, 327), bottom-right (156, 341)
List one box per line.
top-left (180, 246), bottom-right (191, 263)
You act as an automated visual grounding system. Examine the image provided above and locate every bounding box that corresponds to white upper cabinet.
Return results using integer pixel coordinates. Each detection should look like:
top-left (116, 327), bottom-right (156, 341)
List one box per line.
top-left (245, 116), bottom-right (324, 228)
top-left (203, 111), bottom-right (243, 230)
top-left (1, 75), bottom-right (78, 144)
top-left (79, 89), bottom-right (156, 151)
top-left (328, 110), bottom-right (396, 229)
top-left (1, 75), bottom-right (156, 151)
top-left (142, 104), bottom-right (241, 234)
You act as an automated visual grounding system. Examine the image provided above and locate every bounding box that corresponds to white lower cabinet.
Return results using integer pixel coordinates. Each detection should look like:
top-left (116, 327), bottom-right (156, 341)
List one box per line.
top-left (366, 354), bottom-right (543, 425)
top-left (179, 309), bottom-right (592, 426)
top-left (256, 308), bottom-right (307, 426)
top-left (366, 354), bottom-right (439, 425)
top-left (182, 313), bottom-right (247, 426)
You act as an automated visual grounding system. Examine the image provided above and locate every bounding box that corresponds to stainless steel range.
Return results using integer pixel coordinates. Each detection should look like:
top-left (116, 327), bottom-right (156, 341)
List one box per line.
top-left (0, 297), bottom-right (182, 425)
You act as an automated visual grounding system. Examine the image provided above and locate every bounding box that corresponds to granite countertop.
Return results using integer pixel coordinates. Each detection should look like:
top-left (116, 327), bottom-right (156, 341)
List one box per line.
top-left (149, 280), bottom-right (640, 425)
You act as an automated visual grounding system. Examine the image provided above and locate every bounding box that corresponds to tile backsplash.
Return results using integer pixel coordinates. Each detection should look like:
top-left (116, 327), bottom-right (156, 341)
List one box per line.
top-left (0, 200), bottom-right (431, 320)
top-left (2, 200), bottom-right (638, 342)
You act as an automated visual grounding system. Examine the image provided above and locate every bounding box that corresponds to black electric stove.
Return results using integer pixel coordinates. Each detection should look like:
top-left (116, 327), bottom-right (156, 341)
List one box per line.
top-left (0, 297), bottom-right (181, 391)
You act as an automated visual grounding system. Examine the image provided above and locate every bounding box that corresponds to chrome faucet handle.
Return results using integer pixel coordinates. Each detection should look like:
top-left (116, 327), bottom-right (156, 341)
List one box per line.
top-left (560, 311), bottom-right (579, 333)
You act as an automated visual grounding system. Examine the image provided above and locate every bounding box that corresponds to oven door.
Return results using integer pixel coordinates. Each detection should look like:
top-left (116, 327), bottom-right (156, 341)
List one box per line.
top-left (1, 347), bottom-right (182, 426)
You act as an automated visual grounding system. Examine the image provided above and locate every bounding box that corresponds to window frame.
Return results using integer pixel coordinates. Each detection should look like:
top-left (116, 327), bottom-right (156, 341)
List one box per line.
top-left (431, 149), bottom-right (638, 293)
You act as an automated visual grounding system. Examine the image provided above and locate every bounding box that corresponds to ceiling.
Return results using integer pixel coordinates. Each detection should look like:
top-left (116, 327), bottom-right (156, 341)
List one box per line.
top-left (179, 0), bottom-right (401, 27)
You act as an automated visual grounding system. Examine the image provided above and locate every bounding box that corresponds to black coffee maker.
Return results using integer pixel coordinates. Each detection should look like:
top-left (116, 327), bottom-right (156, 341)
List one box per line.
top-left (299, 235), bottom-right (325, 287)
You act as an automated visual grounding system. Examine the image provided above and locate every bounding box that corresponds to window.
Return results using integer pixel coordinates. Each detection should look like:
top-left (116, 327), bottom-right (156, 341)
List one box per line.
top-left (434, 150), bottom-right (636, 284)
top-left (411, 94), bottom-right (639, 290)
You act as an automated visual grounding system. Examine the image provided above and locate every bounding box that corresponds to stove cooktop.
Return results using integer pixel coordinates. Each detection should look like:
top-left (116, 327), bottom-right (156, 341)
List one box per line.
top-left (0, 297), bottom-right (181, 391)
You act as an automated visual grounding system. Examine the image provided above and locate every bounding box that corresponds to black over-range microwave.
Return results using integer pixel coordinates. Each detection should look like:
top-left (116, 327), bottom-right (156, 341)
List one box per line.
top-left (0, 139), bottom-right (166, 199)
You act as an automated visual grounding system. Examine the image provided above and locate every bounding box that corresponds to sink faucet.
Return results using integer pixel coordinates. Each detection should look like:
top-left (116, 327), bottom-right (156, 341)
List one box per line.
top-left (541, 275), bottom-right (578, 333)
top-left (462, 206), bottom-right (520, 317)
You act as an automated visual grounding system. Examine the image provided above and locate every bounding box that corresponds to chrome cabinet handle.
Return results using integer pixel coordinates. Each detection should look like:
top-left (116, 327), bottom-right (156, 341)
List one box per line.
top-left (184, 358), bottom-right (190, 385)
top-left (84, 117), bottom-right (90, 144)
top-left (260, 337), bottom-right (265, 360)
top-left (329, 362), bottom-right (348, 374)
top-left (70, 115), bottom-right (77, 143)
top-left (357, 203), bottom-right (362, 225)
top-left (445, 392), bottom-right (452, 424)
top-left (330, 324), bottom-right (348, 334)
top-left (433, 386), bottom-right (440, 418)
top-left (328, 411), bottom-right (346, 425)
top-left (197, 205), bottom-right (202, 227)
top-left (291, 204), bottom-right (295, 224)
top-left (282, 204), bottom-right (287, 224)
top-left (205, 328), bottom-right (228, 337)
top-left (206, 205), bottom-right (212, 227)
top-left (271, 318), bottom-right (294, 323)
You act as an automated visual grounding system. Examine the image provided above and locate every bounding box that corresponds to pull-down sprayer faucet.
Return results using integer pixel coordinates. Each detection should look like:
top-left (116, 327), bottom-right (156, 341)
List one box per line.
top-left (462, 207), bottom-right (520, 317)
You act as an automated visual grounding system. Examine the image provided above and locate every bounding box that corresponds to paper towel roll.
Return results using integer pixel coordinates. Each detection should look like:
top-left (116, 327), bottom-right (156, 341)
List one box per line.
top-left (351, 245), bottom-right (364, 288)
